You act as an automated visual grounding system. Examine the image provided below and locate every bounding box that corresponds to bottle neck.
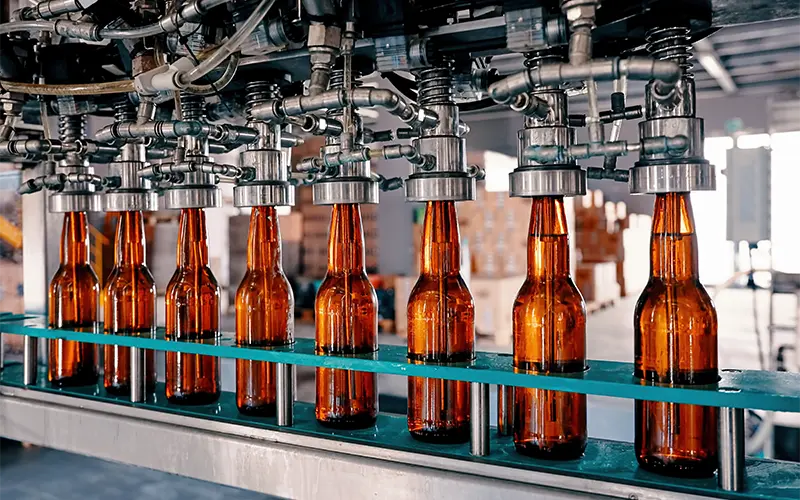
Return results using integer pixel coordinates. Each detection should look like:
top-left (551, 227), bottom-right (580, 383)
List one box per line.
top-left (327, 203), bottom-right (366, 274)
top-left (115, 211), bottom-right (147, 267)
top-left (527, 196), bottom-right (571, 279)
top-left (420, 201), bottom-right (461, 277)
top-left (247, 206), bottom-right (283, 271)
top-left (60, 211), bottom-right (91, 267)
top-left (650, 192), bottom-right (699, 280)
top-left (177, 208), bottom-right (209, 268)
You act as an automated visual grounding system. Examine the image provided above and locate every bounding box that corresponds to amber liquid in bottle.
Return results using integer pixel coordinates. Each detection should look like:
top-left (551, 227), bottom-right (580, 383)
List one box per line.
top-left (48, 212), bottom-right (99, 386)
top-left (513, 196), bottom-right (587, 459)
top-left (407, 201), bottom-right (474, 443)
top-left (165, 208), bottom-right (221, 405)
top-left (103, 211), bottom-right (157, 395)
top-left (634, 193), bottom-right (718, 477)
top-left (315, 204), bottom-right (378, 428)
top-left (235, 206), bottom-right (294, 416)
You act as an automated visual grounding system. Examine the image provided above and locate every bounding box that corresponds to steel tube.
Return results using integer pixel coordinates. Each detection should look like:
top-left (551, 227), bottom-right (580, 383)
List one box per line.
top-left (129, 347), bottom-right (146, 403)
top-left (470, 382), bottom-right (490, 456)
top-left (276, 363), bottom-right (294, 426)
top-left (23, 335), bottom-right (37, 385)
top-left (497, 385), bottom-right (514, 436)
top-left (718, 407), bottom-right (746, 491)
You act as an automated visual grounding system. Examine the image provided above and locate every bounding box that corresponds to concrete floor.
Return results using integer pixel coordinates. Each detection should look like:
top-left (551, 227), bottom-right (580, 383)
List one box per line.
top-left (1, 288), bottom-right (796, 499)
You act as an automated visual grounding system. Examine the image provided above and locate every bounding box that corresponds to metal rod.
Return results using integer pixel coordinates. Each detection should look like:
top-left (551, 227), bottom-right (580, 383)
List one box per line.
top-left (23, 335), bottom-right (38, 384)
top-left (718, 407), bottom-right (746, 491)
top-left (276, 363), bottom-right (294, 426)
top-left (497, 385), bottom-right (514, 436)
top-left (470, 382), bottom-right (490, 456)
top-left (129, 347), bottom-right (146, 403)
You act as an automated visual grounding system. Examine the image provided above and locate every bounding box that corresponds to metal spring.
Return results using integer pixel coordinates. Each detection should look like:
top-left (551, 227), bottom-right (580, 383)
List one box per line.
top-left (328, 67), bottom-right (363, 91)
top-left (416, 66), bottom-right (453, 106)
top-left (245, 81), bottom-right (280, 120)
top-left (58, 114), bottom-right (86, 143)
top-left (179, 92), bottom-right (205, 121)
top-left (113, 97), bottom-right (136, 124)
top-left (523, 49), bottom-right (564, 69)
top-left (646, 26), bottom-right (693, 76)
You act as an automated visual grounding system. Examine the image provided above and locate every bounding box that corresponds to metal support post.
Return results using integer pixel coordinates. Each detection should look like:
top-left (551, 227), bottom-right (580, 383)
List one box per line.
top-left (276, 363), bottom-right (294, 426)
top-left (497, 385), bottom-right (514, 435)
top-left (23, 336), bottom-right (38, 385)
top-left (470, 382), bottom-right (490, 456)
top-left (718, 407), bottom-right (745, 491)
top-left (129, 347), bottom-right (146, 403)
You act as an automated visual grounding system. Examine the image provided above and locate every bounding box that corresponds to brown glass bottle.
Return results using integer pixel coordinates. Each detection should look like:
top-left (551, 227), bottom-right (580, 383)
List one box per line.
top-left (165, 208), bottom-right (221, 405)
top-left (103, 211), bottom-right (157, 395)
top-left (407, 201), bottom-right (474, 443)
top-left (513, 196), bottom-right (587, 459)
top-left (634, 192), bottom-right (718, 477)
top-left (235, 206), bottom-right (294, 416)
top-left (315, 203), bottom-right (378, 428)
top-left (48, 211), bottom-right (99, 386)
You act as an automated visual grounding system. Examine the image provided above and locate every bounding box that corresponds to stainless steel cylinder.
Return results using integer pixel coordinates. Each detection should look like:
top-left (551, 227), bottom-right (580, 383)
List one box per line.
top-left (718, 407), bottom-right (746, 491)
top-left (162, 186), bottom-right (221, 209)
top-left (470, 382), bottom-right (491, 456)
top-left (405, 174), bottom-right (475, 202)
top-left (312, 178), bottom-right (378, 205)
top-left (129, 347), bottom-right (146, 403)
top-left (23, 335), bottom-right (38, 385)
top-left (509, 167), bottom-right (586, 197)
top-left (276, 363), bottom-right (294, 427)
top-left (104, 191), bottom-right (159, 212)
top-left (497, 385), bottom-right (514, 436)
top-left (233, 183), bottom-right (295, 208)
top-left (48, 192), bottom-right (103, 213)
top-left (628, 161), bottom-right (715, 194)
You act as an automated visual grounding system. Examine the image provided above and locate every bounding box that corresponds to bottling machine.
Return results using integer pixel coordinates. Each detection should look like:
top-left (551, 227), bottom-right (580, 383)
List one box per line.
top-left (0, 0), bottom-right (799, 498)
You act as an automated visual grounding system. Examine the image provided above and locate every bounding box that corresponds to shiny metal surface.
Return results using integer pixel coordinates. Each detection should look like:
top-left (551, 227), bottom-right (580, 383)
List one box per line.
top-left (48, 191), bottom-right (103, 213)
top-left (129, 347), bottom-right (146, 403)
top-left (718, 407), bottom-right (746, 492)
top-left (0, 387), bottom-right (716, 500)
top-left (23, 336), bottom-right (37, 385)
top-left (103, 190), bottom-right (159, 212)
top-left (470, 382), bottom-right (490, 456)
top-left (233, 183), bottom-right (295, 207)
top-left (509, 167), bottom-right (586, 197)
top-left (162, 186), bottom-right (221, 209)
top-left (628, 161), bottom-right (716, 194)
top-left (276, 362), bottom-right (293, 427)
top-left (312, 178), bottom-right (378, 205)
top-left (404, 174), bottom-right (475, 202)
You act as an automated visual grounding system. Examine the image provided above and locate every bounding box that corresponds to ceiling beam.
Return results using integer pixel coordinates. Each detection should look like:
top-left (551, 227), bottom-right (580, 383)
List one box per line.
top-left (694, 38), bottom-right (739, 95)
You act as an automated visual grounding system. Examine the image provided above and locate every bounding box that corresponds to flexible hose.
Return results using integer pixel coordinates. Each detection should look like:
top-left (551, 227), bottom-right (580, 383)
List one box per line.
top-left (0, 79), bottom-right (134, 95)
top-left (183, 52), bottom-right (240, 95)
top-left (97, 0), bottom-right (229, 39)
top-left (0, 20), bottom-right (55, 35)
top-left (178, 0), bottom-right (275, 85)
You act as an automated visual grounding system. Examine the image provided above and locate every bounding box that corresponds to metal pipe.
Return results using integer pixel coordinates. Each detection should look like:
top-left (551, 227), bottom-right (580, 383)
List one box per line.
top-left (0, 115), bottom-right (16, 141)
top-left (470, 382), bottom-right (490, 456)
top-left (0, 139), bottom-right (64, 156)
top-left (276, 363), bottom-right (294, 426)
top-left (497, 385), bottom-right (514, 436)
top-left (20, 0), bottom-right (97, 20)
top-left (488, 57), bottom-right (681, 105)
top-left (129, 347), bottom-right (146, 403)
top-left (23, 335), bottom-right (37, 385)
top-left (718, 407), bottom-right (746, 491)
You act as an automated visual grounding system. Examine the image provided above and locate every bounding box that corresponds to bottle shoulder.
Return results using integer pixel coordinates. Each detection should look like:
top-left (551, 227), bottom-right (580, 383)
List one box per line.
top-left (50, 264), bottom-right (99, 289)
top-left (166, 266), bottom-right (221, 296)
top-left (634, 278), bottom-right (718, 327)
top-left (409, 274), bottom-right (473, 302)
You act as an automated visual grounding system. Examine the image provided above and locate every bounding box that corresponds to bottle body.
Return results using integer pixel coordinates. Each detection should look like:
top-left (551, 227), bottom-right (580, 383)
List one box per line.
top-left (513, 197), bottom-right (587, 459)
top-left (165, 208), bottom-right (221, 405)
top-left (315, 204), bottom-right (378, 428)
top-left (48, 212), bottom-right (99, 386)
top-left (407, 201), bottom-right (474, 443)
top-left (634, 193), bottom-right (718, 477)
top-left (235, 206), bottom-right (295, 415)
top-left (103, 211), bottom-right (157, 395)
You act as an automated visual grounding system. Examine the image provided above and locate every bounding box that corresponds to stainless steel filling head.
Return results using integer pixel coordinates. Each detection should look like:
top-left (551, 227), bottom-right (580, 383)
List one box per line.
top-left (162, 186), bottom-right (221, 210)
top-left (312, 178), bottom-right (379, 205)
top-left (404, 173), bottom-right (475, 202)
top-left (629, 160), bottom-right (715, 194)
top-left (509, 167), bottom-right (586, 197)
top-left (48, 192), bottom-right (103, 213)
top-left (234, 182), bottom-right (295, 208)
top-left (103, 190), bottom-right (159, 212)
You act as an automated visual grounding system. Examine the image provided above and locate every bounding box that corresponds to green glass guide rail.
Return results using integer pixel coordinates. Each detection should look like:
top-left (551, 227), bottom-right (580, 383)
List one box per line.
top-left (2, 314), bottom-right (800, 412)
top-left (1, 363), bottom-right (799, 500)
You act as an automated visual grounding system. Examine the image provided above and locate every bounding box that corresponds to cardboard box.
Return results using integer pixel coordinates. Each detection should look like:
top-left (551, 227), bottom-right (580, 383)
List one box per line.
top-left (470, 275), bottom-right (525, 346)
top-left (393, 275), bottom-right (416, 338)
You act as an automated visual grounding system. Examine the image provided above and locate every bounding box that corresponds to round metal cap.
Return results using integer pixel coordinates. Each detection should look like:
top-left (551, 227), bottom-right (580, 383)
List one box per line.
top-left (49, 192), bottom-right (103, 213)
top-left (312, 178), bottom-right (378, 205)
top-left (404, 174), bottom-right (475, 202)
top-left (103, 190), bottom-right (159, 212)
top-left (509, 167), bottom-right (586, 197)
top-left (629, 161), bottom-right (715, 194)
top-left (162, 186), bottom-right (221, 210)
top-left (234, 182), bottom-right (295, 208)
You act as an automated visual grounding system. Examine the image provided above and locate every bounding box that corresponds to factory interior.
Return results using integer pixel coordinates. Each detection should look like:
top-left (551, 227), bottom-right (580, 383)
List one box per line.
top-left (0, 0), bottom-right (799, 498)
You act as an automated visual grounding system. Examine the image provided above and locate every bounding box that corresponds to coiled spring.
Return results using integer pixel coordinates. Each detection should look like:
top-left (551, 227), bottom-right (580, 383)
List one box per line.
top-left (646, 26), bottom-right (693, 76)
top-left (58, 114), bottom-right (86, 143)
top-left (416, 66), bottom-right (453, 106)
top-left (179, 92), bottom-right (205, 121)
top-left (244, 81), bottom-right (280, 120)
